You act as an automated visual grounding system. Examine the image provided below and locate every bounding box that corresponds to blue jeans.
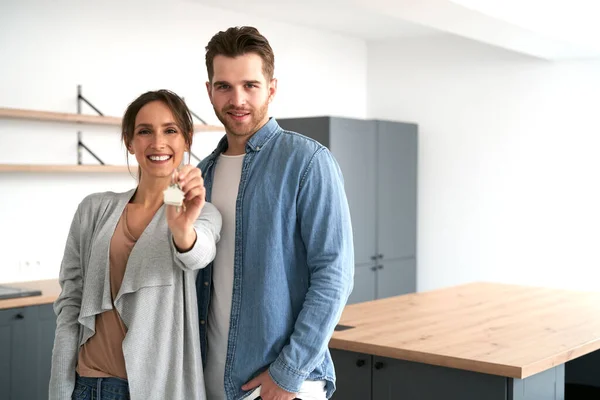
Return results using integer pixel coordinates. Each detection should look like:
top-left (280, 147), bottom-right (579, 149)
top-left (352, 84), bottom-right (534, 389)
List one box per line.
top-left (71, 374), bottom-right (130, 400)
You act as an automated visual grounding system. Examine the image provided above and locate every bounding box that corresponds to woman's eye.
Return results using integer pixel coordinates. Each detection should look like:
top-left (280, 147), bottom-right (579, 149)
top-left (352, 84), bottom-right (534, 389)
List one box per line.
top-left (166, 128), bottom-right (177, 134)
top-left (138, 129), bottom-right (150, 135)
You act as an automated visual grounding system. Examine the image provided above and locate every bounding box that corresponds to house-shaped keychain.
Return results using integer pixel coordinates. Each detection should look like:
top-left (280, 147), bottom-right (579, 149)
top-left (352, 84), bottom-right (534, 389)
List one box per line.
top-left (163, 184), bottom-right (185, 207)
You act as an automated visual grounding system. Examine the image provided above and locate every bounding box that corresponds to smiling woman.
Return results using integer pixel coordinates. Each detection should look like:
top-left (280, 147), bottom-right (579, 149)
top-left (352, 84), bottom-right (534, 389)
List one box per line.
top-left (48, 89), bottom-right (222, 400)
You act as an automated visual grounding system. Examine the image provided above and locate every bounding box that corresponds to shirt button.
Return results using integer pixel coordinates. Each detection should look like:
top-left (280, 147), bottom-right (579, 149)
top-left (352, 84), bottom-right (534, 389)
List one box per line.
top-left (204, 281), bottom-right (209, 286)
top-left (200, 320), bottom-right (205, 325)
top-left (256, 146), bottom-right (261, 150)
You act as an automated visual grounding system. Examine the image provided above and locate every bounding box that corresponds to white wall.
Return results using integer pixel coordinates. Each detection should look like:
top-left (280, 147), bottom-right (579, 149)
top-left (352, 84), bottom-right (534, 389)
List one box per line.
top-left (0, 0), bottom-right (367, 283)
top-left (7, 2), bottom-right (596, 294)
top-left (368, 35), bottom-right (600, 292)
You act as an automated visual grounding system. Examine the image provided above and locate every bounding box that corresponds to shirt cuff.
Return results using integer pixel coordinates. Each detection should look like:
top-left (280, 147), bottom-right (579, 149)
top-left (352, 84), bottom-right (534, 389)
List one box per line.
top-left (268, 356), bottom-right (310, 394)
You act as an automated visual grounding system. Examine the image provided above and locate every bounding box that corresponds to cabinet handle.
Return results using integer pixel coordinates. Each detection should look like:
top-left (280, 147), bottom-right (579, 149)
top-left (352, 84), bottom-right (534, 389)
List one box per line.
top-left (14, 313), bottom-right (24, 320)
top-left (371, 265), bottom-right (380, 271)
top-left (378, 265), bottom-right (384, 270)
top-left (370, 255), bottom-right (378, 260)
top-left (374, 361), bottom-right (384, 370)
top-left (356, 359), bottom-right (366, 367)
top-left (378, 254), bottom-right (384, 259)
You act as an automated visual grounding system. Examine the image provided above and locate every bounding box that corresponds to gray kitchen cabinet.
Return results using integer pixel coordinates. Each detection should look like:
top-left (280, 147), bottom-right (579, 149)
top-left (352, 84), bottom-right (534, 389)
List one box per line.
top-left (0, 306), bottom-right (30, 400)
top-left (333, 350), bottom-right (564, 400)
top-left (0, 303), bottom-right (56, 400)
top-left (278, 116), bottom-right (418, 303)
top-left (376, 257), bottom-right (416, 301)
top-left (370, 356), bottom-right (508, 400)
top-left (350, 264), bottom-right (377, 304)
top-left (376, 121), bottom-right (417, 262)
top-left (34, 304), bottom-right (57, 399)
top-left (330, 349), bottom-right (371, 400)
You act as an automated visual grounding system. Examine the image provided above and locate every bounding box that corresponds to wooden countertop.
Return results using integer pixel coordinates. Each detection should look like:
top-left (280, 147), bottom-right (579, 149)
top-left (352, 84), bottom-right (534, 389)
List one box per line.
top-left (0, 279), bottom-right (60, 310)
top-left (330, 282), bottom-right (600, 379)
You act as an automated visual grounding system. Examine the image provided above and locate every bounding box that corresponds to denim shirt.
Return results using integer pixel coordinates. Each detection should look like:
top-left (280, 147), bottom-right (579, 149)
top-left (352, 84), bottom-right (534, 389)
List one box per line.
top-left (196, 118), bottom-right (354, 399)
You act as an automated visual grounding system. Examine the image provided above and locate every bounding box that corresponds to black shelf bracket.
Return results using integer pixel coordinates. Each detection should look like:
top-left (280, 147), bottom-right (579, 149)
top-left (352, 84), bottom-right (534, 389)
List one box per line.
top-left (77, 131), bottom-right (106, 165)
top-left (182, 96), bottom-right (209, 125)
top-left (76, 85), bottom-right (107, 165)
top-left (182, 97), bottom-right (209, 166)
top-left (189, 150), bottom-right (201, 165)
top-left (190, 109), bottom-right (208, 125)
top-left (77, 84), bottom-right (104, 116)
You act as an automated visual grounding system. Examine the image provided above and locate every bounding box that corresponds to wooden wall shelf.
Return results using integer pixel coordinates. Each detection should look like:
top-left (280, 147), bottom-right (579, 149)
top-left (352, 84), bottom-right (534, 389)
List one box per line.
top-left (0, 164), bottom-right (138, 173)
top-left (0, 107), bottom-right (121, 126)
top-left (0, 107), bottom-right (224, 132)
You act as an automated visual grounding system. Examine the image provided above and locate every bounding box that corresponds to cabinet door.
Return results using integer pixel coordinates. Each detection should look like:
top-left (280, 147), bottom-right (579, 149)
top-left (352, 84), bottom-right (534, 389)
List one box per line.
top-left (376, 121), bottom-right (418, 261)
top-left (347, 264), bottom-right (376, 304)
top-left (372, 356), bottom-right (507, 400)
top-left (0, 307), bottom-right (32, 400)
top-left (277, 116), bottom-right (332, 148)
top-left (34, 304), bottom-right (57, 399)
top-left (0, 304), bottom-right (57, 400)
top-left (376, 258), bottom-right (416, 300)
top-left (330, 117), bottom-right (377, 265)
top-left (330, 349), bottom-right (372, 400)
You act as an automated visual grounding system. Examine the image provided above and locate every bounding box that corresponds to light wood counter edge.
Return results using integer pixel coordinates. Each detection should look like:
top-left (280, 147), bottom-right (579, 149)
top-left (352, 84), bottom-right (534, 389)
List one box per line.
top-left (520, 338), bottom-right (600, 379)
top-left (0, 279), bottom-right (60, 310)
top-left (329, 337), bottom-right (600, 379)
top-left (329, 338), bottom-right (523, 378)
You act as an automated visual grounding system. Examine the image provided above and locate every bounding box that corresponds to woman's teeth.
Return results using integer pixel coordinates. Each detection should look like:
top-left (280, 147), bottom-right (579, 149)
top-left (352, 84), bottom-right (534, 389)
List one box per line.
top-left (148, 155), bottom-right (171, 161)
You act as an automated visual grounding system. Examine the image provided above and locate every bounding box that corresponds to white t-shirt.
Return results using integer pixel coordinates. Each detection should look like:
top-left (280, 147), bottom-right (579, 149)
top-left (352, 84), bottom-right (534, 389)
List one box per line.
top-left (205, 154), bottom-right (244, 400)
top-left (204, 153), bottom-right (326, 400)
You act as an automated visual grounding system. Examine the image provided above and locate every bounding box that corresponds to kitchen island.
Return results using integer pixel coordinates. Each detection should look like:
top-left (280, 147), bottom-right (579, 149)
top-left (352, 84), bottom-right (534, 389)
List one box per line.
top-left (329, 281), bottom-right (600, 400)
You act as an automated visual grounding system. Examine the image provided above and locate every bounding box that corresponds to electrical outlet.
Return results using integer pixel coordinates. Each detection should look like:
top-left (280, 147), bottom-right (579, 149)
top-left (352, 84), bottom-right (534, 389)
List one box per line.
top-left (18, 259), bottom-right (43, 279)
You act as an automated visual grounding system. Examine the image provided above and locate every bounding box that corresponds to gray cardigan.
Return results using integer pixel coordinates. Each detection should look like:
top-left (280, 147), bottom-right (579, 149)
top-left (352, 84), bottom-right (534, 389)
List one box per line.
top-left (49, 189), bottom-right (222, 400)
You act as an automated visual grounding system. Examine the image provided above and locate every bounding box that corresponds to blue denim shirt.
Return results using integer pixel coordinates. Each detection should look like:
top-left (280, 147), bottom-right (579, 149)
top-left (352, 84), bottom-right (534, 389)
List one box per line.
top-left (196, 118), bottom-right (354, 399)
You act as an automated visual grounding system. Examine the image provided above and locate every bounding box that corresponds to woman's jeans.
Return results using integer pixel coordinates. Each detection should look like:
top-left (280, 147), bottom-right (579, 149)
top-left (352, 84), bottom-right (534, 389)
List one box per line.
top-left (72, 374), bottom-right (130, 400)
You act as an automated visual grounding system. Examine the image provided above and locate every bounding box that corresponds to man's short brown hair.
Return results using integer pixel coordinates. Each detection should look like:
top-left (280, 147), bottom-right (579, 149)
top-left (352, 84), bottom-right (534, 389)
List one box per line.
top-left (205, 26), bottom-right (275, 82)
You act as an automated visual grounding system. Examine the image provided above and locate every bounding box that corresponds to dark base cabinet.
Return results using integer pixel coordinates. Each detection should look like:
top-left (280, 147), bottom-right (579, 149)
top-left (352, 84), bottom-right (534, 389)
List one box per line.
top-left (332, 349), bottom-right (566, 400)
top-left (331, 349), bottom-right (372, 400)
top-left (0, 304), bottom-right (56, 400)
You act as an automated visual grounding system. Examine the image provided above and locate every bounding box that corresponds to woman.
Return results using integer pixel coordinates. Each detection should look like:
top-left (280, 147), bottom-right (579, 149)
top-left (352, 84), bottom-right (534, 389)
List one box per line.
top-left (49, 90), bottom-right (221, 400)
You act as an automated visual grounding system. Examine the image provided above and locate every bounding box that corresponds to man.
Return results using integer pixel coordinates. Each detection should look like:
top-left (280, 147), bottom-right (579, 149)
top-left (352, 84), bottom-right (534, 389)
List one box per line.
top-left (196, 26), bottom-right (354, 400)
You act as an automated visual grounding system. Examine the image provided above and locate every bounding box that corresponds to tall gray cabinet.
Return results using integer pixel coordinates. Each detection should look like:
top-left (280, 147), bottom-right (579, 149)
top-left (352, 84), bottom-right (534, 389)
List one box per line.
top-left (277, 116), bottom-right (418, 304)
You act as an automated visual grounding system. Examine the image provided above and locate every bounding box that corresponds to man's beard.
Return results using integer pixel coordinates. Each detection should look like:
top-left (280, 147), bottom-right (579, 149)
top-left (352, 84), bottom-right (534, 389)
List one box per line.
top-left (214, 102), bottom-right (269, 137)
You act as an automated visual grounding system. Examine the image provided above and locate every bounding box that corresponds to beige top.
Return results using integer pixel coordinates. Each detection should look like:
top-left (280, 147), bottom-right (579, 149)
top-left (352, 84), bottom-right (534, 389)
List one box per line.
top-left (330, 282), bottom-right (600, 379)
top-left (76, 205), bottom-right (136, 379)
